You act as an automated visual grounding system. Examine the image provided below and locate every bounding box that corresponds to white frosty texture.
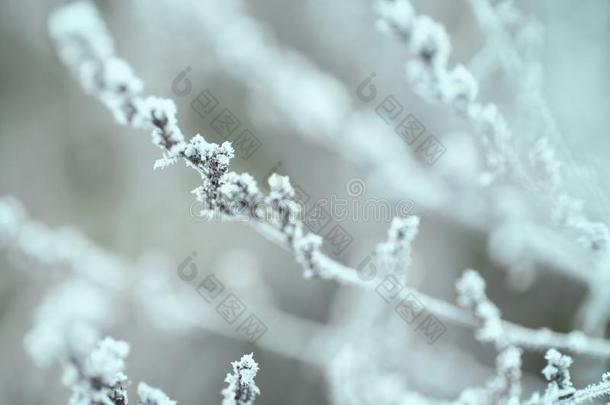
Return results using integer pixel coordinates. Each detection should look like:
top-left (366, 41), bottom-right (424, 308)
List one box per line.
top-left (374, 0), bottom-right (415, 35)
top-left (444, 64), bottom-right (479, 110)
top-left (374, 216), bottom-right (419, 278)
top-left (49, 0), bottom-right (145, 128)
top-left (264, 174), bottom-right (302, 231)
top-left (267, 174), bottom-right (294, 199)
top-left (25, 279), bottom-right (111, 367)
top-left (222, 353), bottom-right (260, 405)
top-left (410, 15), bottom-right (450, 67)
top-left (456, 270), bottom-right (504, 343)
top-left (294, 233), bottom-right (323, 278)
top-left (218, 172), bottom-right (262, 219)
top-left (540, 348), bottom-right (575, 401)
top-left (64, 337), bottom-right (130, 405)
top-left (138, 382), bottom-right (177, 405)
top-left (102, 57), bottom-right (143, 94)
top-left (86, 337), bottom-right (129, 383)
top-left (0, 197), bottom-right (124, 289)
top-left (48, 1), bottom-right (113, 66)
top-left (375, 0), bottom-right (513, 178)
top-left (184, 135), bottom-right (234, 175)
top-left (457, 346), bottom-right (522, 405)
top-left (137, 97), bottom-right (186, 153)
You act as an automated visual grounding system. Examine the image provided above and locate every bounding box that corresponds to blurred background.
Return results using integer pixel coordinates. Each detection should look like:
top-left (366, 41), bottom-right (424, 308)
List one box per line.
top-left (0, 0), bottom-right (609, 403)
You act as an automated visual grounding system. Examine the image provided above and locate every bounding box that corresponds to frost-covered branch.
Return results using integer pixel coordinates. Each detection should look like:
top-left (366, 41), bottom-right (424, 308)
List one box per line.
top-left (374, 0), bottom-right (519, 182)
top-left (222, 353), bottom-right (260, 405)
top-left (68, 338), bottom-right (262, 405)
top-left (171, 0), bottom-right (438, 204)
top-left (138, 382), bottom-right (177, 405)
top-left (176, 0), bottom-right (604, 292)
top-left (48, 1), bottom-right (366, 286)
top-left (524, 349), bottom-right (610, 404)
top-left (540, 349), bottom-right (575, 401)
top-left (568, 378), bottom-right (610, 404)
top-left (48, 0), bottom-right (610, 362)
top-left (456, 270), bottom-right (610, 357)
top-left (46, 2), bottom-right (438, 298)
top-left (0, 197), bottom-right (125, 367)
top-left (372, 216), bottom-right (419, 279)
top-left (0, 197), bottom-right (124, 288)
top-left (467, 0), bottom-right (610, 336)
top-left (0, 193), bottom-right (325, 375)
top-left (63, 336), bottom-right (130, 405)
top-left (374, 0), bottom-right (610, 262)
top-left (0, 197), bottom-right (127, 369)
top-left (50, 0), bottom-right (603, 318)
top-left (63, 336), bottom-right (176, 405)
top-left (456, 346), bottom-right (522, 405)
top-left (457, 347), bottom-right (610, 404)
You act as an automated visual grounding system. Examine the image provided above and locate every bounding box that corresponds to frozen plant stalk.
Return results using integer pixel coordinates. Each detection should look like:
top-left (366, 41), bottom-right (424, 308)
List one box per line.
top-left (62, 335), bottom-right (177, 405)
top-left (138, 382), bottom-right (177, 405)
top-left (222, 353), bottom-right (260, 405)
top-left (63, 337), bottom-right (129, 405)
top-left (47, 0), bottom-right (363, 285)
top-left (47, 0), bottom-right (610, 360)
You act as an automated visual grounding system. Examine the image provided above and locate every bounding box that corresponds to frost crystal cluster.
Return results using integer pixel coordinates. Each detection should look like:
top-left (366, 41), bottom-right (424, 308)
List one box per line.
top-left (63, 337), bottom-right (130, 405)
top-left (222, 353), bottom-right (261, 405)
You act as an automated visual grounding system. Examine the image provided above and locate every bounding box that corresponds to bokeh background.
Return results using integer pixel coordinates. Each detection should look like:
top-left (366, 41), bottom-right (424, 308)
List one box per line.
top-left (1, 0), bottom-right (609, 403)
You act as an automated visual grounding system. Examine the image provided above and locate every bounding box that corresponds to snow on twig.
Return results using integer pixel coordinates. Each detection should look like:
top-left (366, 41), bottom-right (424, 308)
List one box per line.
top-left (47, 0), bottom-right (610, 362)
